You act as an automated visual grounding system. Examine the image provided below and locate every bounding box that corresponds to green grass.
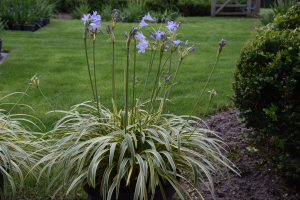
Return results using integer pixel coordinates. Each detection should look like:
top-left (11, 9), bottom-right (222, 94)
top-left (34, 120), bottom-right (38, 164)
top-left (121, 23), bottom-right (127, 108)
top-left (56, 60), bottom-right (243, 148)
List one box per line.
top-left (0, 17), bottom-right (260, 132)
top-left (258, 8), bottom-right (273, 15)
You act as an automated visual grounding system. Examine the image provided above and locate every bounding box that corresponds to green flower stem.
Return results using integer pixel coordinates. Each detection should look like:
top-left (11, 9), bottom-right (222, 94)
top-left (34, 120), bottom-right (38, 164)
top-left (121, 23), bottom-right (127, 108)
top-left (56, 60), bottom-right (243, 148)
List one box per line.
top-left (188, 53), bottom-right (220, 120)
top-left (125, 47), bottom-right (130, 133)
top-left (147, 50), bottom-right (164, 112)
top-left (141, 49), bottom-right (156, 103)
top-left (7, 84), bottom-right (30, 115)
top-left (132, 44), bottom-right (136, 109)
top-left (168, 49), bottom-right (173, 73)
top-left (160, 54), bottom-right (171, 72)
top-left (187, 99), bottom-right (212, 140)
top-left (93, 41), bottom-right (100, 116)
top-left (180, 50), bottom-right (221, 135)
top-left (38, 87), bottom-right (61, 120)
top-left (84, 38), bottom-right (95, 100)
top-left (112, 41), bottom-right (116, 107)
top-left (162, 58), bottom-right (182, 113)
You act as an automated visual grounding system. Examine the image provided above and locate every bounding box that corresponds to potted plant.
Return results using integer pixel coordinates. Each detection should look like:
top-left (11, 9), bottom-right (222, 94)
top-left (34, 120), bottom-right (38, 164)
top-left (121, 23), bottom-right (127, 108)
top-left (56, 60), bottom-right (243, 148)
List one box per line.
top-left (23, 10), bottom-right (37, 32)
top-left (10, 6), bottom-right (22, 31)
top-left (35, 10), bottom-right (238, 200)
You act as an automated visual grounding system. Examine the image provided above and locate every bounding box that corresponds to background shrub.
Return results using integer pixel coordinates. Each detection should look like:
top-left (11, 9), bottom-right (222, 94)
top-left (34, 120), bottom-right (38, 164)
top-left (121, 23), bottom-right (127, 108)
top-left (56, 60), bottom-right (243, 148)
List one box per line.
top-left (274, 2), bottom-right (300, 29)
top-left (71, 1), bottom-right (90, 19)
top-left (232, 3), bottom-right (300, 180)
top-left (177, 0), bottom-right (211, 16)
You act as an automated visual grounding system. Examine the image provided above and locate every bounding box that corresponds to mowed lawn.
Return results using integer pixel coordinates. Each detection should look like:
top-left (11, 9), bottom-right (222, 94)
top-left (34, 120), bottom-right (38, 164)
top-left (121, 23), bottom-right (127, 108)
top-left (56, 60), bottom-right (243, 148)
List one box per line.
top-left (0, 17), bottom-right (261, 130)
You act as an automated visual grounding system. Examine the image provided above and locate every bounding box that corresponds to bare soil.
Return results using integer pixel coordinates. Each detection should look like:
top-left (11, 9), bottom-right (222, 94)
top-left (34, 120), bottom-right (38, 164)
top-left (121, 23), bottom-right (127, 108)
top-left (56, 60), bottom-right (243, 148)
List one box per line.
top-left (52, 13), bottom-right (73, 20)
top-left (177, 109), bottom-right (300, 200)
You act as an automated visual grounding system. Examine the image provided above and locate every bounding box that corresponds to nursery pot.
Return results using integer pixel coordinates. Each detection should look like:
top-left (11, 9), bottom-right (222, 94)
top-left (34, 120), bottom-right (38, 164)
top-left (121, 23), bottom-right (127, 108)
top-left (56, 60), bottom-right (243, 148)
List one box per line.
top-left (35, 19), bottom-right (44, 30)
top-left (22, 24), bottom-right (35, 32)
top-left (84, 183), bottom-right (176, 200)
top-left (0, 173), bottom-right (4, 200)
top-left (12, 24), bottom-right (22, 31)
top-left (43, 18), bottom-right (47, 26)
top-left (6, 22), bottom-right (12, 30)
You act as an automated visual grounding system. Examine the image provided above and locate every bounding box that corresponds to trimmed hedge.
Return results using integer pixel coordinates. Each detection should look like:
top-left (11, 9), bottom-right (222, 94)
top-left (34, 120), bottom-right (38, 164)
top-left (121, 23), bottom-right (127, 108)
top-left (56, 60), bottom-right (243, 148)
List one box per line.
top-left (232, 3), bottom-right (300, 180)
top-left (51, 0), bottom-right (212, 17)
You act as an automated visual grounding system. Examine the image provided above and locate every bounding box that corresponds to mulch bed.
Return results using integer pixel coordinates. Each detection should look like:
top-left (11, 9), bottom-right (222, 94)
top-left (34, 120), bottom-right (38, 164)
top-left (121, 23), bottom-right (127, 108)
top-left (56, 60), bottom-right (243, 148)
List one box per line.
top-left (176, 109), bottom-right (300, 200)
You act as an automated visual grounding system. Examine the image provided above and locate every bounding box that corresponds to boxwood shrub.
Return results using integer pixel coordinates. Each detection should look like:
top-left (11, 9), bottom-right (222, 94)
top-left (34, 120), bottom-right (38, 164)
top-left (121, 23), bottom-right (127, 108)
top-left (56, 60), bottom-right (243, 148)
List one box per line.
top-left (274, 2), bottom-right (300, 30)
top-left (231, 4), bottom-right (300, 180)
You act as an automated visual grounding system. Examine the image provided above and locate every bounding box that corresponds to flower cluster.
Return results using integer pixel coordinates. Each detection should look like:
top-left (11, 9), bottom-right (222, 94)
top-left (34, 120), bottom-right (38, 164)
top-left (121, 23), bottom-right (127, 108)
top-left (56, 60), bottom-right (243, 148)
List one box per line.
top-left (135, 13), bottom-right (187, 55)
top-left (29, 75), bottom-right (41, 88)
top-left (81, 11), bottom-right (102, 40)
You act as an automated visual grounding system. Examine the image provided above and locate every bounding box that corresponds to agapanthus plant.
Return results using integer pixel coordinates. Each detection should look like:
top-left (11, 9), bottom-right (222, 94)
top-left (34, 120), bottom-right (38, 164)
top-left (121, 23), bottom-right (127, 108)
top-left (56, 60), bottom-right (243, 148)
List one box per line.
top-left (36, 10), bottom-right (238, 200)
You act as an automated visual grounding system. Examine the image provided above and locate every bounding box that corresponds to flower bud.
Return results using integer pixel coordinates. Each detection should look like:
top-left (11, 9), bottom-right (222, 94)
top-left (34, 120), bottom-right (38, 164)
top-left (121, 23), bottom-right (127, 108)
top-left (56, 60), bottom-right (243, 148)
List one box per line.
top-left (29, 74), bottom-right (40, 88)
top-left (209, 89), bottom-right (217, 101)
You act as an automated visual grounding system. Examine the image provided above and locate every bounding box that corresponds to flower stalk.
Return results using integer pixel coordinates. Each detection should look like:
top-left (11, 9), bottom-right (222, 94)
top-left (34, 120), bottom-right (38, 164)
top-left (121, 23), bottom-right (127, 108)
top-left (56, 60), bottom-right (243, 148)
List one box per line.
top-left (147, 50), bottom-right (164, 112)
top-left (84, 38), bottom-right (96, 100)
top-left (141, 49), bottom-right (156, 103)
top-left (93, 40), bottom-right (100, 115)
top-left (112, 41), bottom-right (116, 106)
top-left (132, 44), bottom-right (136, 109)
top-left (7, 84), bottom-right (31, 115)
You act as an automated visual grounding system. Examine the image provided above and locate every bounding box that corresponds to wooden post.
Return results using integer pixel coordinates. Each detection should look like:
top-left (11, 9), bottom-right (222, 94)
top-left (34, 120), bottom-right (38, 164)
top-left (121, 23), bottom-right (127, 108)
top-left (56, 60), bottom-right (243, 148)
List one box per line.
top-left (247, 0), bottom-right (252, 17)
top-left (211, 0), bottom-right (216, 17)
top-left (254, 0), bottom-right (261, 17)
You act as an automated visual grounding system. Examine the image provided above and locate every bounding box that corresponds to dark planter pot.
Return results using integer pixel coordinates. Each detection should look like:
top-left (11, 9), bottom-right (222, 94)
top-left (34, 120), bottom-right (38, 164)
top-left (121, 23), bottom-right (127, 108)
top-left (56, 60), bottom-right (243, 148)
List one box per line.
top-left (12, 24), bottom-right (22, 31)
top-left (84, 183), bottom-right (176, 200)
top-left (43, 18), bottom-right (47, 26)
top-left (0, 173), bottom-right (4, 200)
top-left (22, 24), bottom-right (35, 32)
top-left (7, 22), bottom-right (13, 30)
top-left (35, 19), bottom-right (44, 30)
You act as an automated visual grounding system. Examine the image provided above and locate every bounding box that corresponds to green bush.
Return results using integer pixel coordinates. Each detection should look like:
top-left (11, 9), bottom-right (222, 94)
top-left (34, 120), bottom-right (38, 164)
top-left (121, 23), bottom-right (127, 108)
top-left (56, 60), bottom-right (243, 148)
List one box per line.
top-left (177, 0), bottom-right (211, 16)
top-left (71, 1), bottom-right (90, 19)
top-left (231, 21), bottom-right (300, 179)
top-left (121, 4), bottom-right (144, 22)
top-left (274, 2), bottom-right (300, 30)
top-left (270, 0), bottom-right (296, 15)
top-left (258, 12), bottom-right (275, 25)
top-left (145, 0), bottom-right (179, 12)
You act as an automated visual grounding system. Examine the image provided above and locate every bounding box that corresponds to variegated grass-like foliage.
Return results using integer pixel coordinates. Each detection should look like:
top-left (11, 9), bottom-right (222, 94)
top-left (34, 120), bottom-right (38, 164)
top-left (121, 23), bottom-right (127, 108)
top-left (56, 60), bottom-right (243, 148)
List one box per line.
top-left (37, 100), bottom-right (237, 200)
top-left (0, 93), bottom-right (45, 200)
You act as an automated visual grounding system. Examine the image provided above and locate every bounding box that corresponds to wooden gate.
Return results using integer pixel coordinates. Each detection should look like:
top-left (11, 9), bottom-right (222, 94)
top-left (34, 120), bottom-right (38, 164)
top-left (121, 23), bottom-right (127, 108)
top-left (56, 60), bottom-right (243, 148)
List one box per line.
top-left (211, 0), bottom-right (261, 17)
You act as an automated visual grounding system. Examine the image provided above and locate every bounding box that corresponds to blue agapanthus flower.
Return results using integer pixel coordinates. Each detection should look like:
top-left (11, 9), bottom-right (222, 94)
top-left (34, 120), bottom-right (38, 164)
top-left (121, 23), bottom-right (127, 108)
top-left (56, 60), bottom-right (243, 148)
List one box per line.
top-left (166, 21), bottom-right (177, 33)
top-left (143, 12), bottom-right (154, 21)
top-left (172, 40), bottom-right (182, 46)
top-left (82, 11), bottom-right (101, 31)
top-left (219, 39), bottom-right (226, 47)
top-left (136, 32), bottom-right (146, 41)
top-left (136, 39), bottom-right (149, 53)
top-left (139, 19), bottom-right (149, 28)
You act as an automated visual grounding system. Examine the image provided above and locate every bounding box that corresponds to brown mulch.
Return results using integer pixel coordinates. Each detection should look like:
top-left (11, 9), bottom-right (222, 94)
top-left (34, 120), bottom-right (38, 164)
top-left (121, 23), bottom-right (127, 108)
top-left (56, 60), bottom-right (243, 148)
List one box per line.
top-left (176, 109), bottom-right (300, 200)
top-left (52, 13), bottom-right (73, 20)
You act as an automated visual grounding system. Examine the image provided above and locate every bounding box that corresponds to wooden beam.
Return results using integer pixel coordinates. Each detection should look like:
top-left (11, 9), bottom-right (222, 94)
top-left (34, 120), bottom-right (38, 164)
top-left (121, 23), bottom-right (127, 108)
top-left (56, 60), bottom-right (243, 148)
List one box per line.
top-left (211, 0), bottom-right (216, 17)
top-left (217, 12), bottom-right (247, 15)
top-left (247, 0), bottom-right (252, 17)
top-left (215, 0), bottom-right (232, 15)
top-left (215, 4), bottom-right (247, 7)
